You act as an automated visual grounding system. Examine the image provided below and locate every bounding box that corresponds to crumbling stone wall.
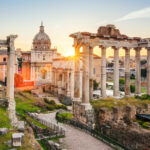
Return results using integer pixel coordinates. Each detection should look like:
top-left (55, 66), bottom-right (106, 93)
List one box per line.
top-left (95, 105), bottom-right (150, 150)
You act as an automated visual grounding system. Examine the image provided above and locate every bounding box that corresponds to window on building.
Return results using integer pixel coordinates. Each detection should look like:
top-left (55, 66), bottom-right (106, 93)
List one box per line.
top-left (3, 57), bottom-right (6, 62)
top-left (93, 68), bottom-right (96, 74)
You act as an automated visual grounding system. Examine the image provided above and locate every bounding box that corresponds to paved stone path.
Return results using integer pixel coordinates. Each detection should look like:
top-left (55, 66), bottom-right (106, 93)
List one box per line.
top-left (36, 113), bottom-right (113, 150)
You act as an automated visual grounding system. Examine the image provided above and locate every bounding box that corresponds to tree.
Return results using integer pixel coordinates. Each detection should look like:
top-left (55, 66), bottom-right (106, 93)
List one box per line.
top-left (93, 80), bottom-right (99, 90)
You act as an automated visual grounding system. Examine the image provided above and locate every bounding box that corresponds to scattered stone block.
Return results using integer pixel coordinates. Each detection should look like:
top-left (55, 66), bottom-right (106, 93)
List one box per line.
top-left (18, 121), bottom-right (25, 132)
top-left (12, 133), bottom-right (24, 147)
top-left (0, 128), bottom-right (8, 135)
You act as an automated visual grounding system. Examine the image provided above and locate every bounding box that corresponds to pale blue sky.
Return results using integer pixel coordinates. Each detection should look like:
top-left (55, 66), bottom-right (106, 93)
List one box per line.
top-left (0, 0), bottom-right (150, 55)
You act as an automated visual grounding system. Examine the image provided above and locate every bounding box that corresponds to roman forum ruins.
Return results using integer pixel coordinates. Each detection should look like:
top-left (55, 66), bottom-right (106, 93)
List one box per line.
top-left (69, 24), bottom-right (150, 125)
top-left (0, 35), bottom-right (18, 127)
top-left (1, 24), bottom-right (150, 127)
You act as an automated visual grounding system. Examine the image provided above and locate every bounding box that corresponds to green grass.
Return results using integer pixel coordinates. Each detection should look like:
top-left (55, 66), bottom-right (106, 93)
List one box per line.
top-left (26, 115), bottom-right (47, 129)
top-left (91, 97), bottom-right (150, 112)
top-left (0, 131), bottom-right (14, 150)
top-left (0, 106), bottom-right (11, 128)
top-left (141, 87), bottom-right (147, 93)
top-left (15, 97), bottom-right (42, 115)
top-left (134, 119), bottom-right (150, 129)
top-left (58, 113), bottom-right (72, 120)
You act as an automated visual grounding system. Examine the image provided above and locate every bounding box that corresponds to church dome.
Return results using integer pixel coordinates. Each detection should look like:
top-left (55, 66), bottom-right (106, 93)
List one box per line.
top-left (32, 22), bottom-right (51, 50)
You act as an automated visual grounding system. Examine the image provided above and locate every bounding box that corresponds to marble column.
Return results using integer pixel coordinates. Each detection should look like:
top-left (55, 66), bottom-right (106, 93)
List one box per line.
top-left (135, 48), bottom-right (141, 95)
top-left (67, 71), bottom-right (70, 97)
top-left (89, 47), bottom-right (93, 100)
top-left (82, 45), bottom-right (90, 103)
top-left (101, 46), bottom-right (106, 98)
top-left (147, 47), bottom-right (150, 95)
top-left (125, 48), bottom-right (130, 96)
top-left (61, 72), bottom-right (65, 95)
top-left (6, 49), bottom-right (10, 98)
top-left (113, 47), bottom-right (120, 97)
top-left (70, 71), bottom-right (74, 99)
top-left (74, 46), bottom-right (81, 101)
top-left (7, 35), bottom-right (18, 127)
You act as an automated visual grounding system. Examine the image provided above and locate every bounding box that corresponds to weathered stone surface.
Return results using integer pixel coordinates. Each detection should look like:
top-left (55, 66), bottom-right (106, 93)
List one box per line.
top-left (17, 121), bottom-right (25, 132)
top-left (12, 133), bottom-right (24, 147)
top-left (48, 141), bottom-right (62, 150)
top-left (72, 100), bottom-right (94, 128)
top-left (96, 105), bottom-right (150, 150)
top-left (0, 128), bottom-right (8, 135)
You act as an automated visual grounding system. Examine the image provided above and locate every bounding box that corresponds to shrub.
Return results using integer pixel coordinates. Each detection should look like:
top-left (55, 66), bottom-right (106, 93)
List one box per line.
top-left (130, 74), bottom-right (135, 79)
top-left (135, 94), bottom-right (150, 100)
top-left (119, 78), bottom-right (125, 84)
top-left (93, 80), bottom-right (99, 90)
top-left (43, 98), bottom-right (50, 104)
top-left (49, 100), bottom-right (56, 105)
top-left (46, 105), bottom-right (55, 111)
top-left (130, 84), bottom-right (135, 93)
top-left (56, 112), bottom-right (72, 123)
top-left (55, 104), bottom-right (67, 110)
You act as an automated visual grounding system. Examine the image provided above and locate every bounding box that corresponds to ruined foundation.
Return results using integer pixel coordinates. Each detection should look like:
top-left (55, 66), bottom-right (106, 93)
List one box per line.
top-left (72, 100), bottom-right (94, 128)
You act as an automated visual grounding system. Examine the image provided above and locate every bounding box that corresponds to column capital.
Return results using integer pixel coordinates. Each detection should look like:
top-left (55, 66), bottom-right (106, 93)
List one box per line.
top-left (112, 46), bottom-right (120, 50)
top-left (124, 47), bottom-right (131, 51)
top-left (135, 47), bottom-right (141, 51)
top-left (99, 45), bottom-right (106, 49)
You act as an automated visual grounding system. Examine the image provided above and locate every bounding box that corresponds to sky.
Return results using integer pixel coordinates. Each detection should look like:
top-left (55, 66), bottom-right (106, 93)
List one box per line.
top-left (0, 0), bottom-right (150, 56)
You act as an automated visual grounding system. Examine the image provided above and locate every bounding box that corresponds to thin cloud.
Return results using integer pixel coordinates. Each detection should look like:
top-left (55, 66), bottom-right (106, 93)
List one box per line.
top-left (116, 7), bottom-right (150, 22)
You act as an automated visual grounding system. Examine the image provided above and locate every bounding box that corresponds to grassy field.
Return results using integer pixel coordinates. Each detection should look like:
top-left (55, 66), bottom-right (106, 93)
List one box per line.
top-left (0, 106), bottom-right (11, 129)
top-left (91, 96), bottom-right (150, 112)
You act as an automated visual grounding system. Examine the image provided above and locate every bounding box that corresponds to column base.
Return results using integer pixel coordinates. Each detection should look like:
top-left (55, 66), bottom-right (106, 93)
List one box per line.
top-left (72, 101), bottom-right (94, 128)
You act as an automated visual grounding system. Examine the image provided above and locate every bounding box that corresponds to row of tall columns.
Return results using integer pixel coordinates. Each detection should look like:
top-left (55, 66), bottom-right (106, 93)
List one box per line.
top-left (51, 69), bottom-right (73, 98)
top-left (74, 44), bottom-right (93, 104)
top-left (100, 46), bottom-right (144, 97)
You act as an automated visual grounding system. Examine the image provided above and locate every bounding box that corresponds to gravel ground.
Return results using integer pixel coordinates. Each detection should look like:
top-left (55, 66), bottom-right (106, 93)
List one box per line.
top-left (36, 113), bottom-right (113, 150)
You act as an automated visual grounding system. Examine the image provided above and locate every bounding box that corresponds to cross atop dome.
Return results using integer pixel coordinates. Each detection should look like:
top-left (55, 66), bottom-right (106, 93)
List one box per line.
top-left (40, 21), bottom-right (44, 33)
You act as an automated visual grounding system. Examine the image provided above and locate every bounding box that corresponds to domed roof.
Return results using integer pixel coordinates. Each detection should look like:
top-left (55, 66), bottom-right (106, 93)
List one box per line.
top-left (32, 22), bottom-right (51, 50)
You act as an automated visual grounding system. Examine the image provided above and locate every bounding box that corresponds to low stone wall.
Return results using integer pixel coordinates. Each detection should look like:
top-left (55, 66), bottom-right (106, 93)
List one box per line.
top-left (96, 121), bottom-right (150, 150)
top-left (28, 113), bottom-right (65, 137)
